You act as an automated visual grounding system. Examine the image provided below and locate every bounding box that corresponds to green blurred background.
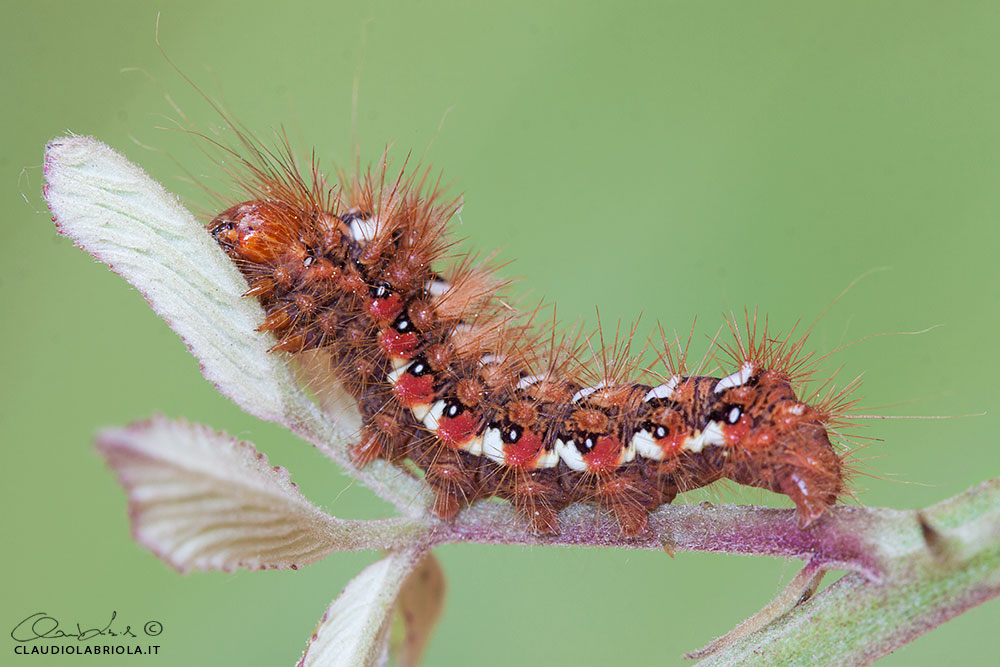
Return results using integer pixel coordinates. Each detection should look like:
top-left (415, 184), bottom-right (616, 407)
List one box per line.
top-left (3, 1), bottom-right (998, 665)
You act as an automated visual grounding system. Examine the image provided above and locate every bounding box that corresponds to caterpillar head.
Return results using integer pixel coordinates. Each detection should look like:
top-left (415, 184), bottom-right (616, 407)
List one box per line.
top-left (209, 199), bottom-right (304, 265)
top-left (209, 199), bottom-right (350, 270)
top-left (705, 363), bottom-right (843, 526)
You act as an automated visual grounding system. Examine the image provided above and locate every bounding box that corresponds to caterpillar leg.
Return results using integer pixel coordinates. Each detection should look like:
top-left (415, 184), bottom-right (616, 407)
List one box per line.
top-left (420, 449), bottom-right (480, 521)
top-left (352, 407), bottom-right (415, 467)
top-left (507, 471), bottom-right (565, 535)
top-left (351, 430), bottom-right (393, 467)
top-left (596, 470), bottom-right (660, 537)
top-left (431, 487), bottom-right (463, 520)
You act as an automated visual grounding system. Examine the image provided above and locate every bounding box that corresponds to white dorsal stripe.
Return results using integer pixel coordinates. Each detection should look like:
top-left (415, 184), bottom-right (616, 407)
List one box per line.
top-left (644, 374), bottom-right (681, 402)
top-left (714, 362), bottom-right (755, 394)
top-left (571, 381), bottom-right (605, 404)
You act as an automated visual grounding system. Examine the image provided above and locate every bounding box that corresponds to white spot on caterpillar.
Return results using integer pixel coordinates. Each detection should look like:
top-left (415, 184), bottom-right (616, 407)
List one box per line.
top-left (516, 374), bottom-right (544, 390)
top-left (571, 381), bottom-right (605, 404)
top-left (533, 447), bottom-right (559, 469)
top-left (788, 403), bottom-right (805, 416)
top-left (704, 421), bottom-right (726, 446)
top-left (477, 354), bottom-right (502, 367)
top-left (644, 375), bottom-right (681, 402)
top-left (482, 427), bottom-right (505, 464)
top-left (464, 436), bottom-right (485, 457)
top-left (425, 278), bottom-right (449, 297)
top-left (349, 216), bottom-right (379, 243)
top-left (682, 422), bottom-right (726, 453)
top-left (424, 400), bottom-right (445, 430)
top-left (555, 438), bottom-right (587, 471)
top-left (387, 361), bottom-right (411, 385)
top-left (633, 430), bottom-right (663, 460)
top-left (410, 403), bottom-right (431, 422)
top-left (715, 362), bottom-right (755, 394)
top-left (620, 438), bottom-right (636, 464)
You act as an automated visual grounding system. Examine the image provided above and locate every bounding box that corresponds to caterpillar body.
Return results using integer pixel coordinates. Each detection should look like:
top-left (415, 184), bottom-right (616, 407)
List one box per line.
top-left (209, 151), bottom-right (850, 536)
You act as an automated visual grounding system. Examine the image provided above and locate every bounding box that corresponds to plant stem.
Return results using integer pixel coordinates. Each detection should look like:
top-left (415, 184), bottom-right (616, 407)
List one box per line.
top-left (424, 479), bottom-right (999, 664)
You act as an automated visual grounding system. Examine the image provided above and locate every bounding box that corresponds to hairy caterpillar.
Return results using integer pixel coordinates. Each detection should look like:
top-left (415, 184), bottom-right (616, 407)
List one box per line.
top-left (208, 141), bottom-right (856, 536)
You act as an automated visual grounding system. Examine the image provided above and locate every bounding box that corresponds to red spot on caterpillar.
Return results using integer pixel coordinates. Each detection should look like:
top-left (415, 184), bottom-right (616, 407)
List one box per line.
top-left (437, 411), bottom-right (478, 449)
top-left (379, 329), bottom-right (419, 359)
top-left (723, 415), bottom-right (752, 444)
top-left (583, 435), bottom-right (623, 472)
top-left (393, 372), bottom-right (435, 407)
top-left (504, 428), bottom-right (544, 468)
top-left (656, 434), bottom-right (686, 459)
top-left (368, 293), bottom-right (403, 323)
